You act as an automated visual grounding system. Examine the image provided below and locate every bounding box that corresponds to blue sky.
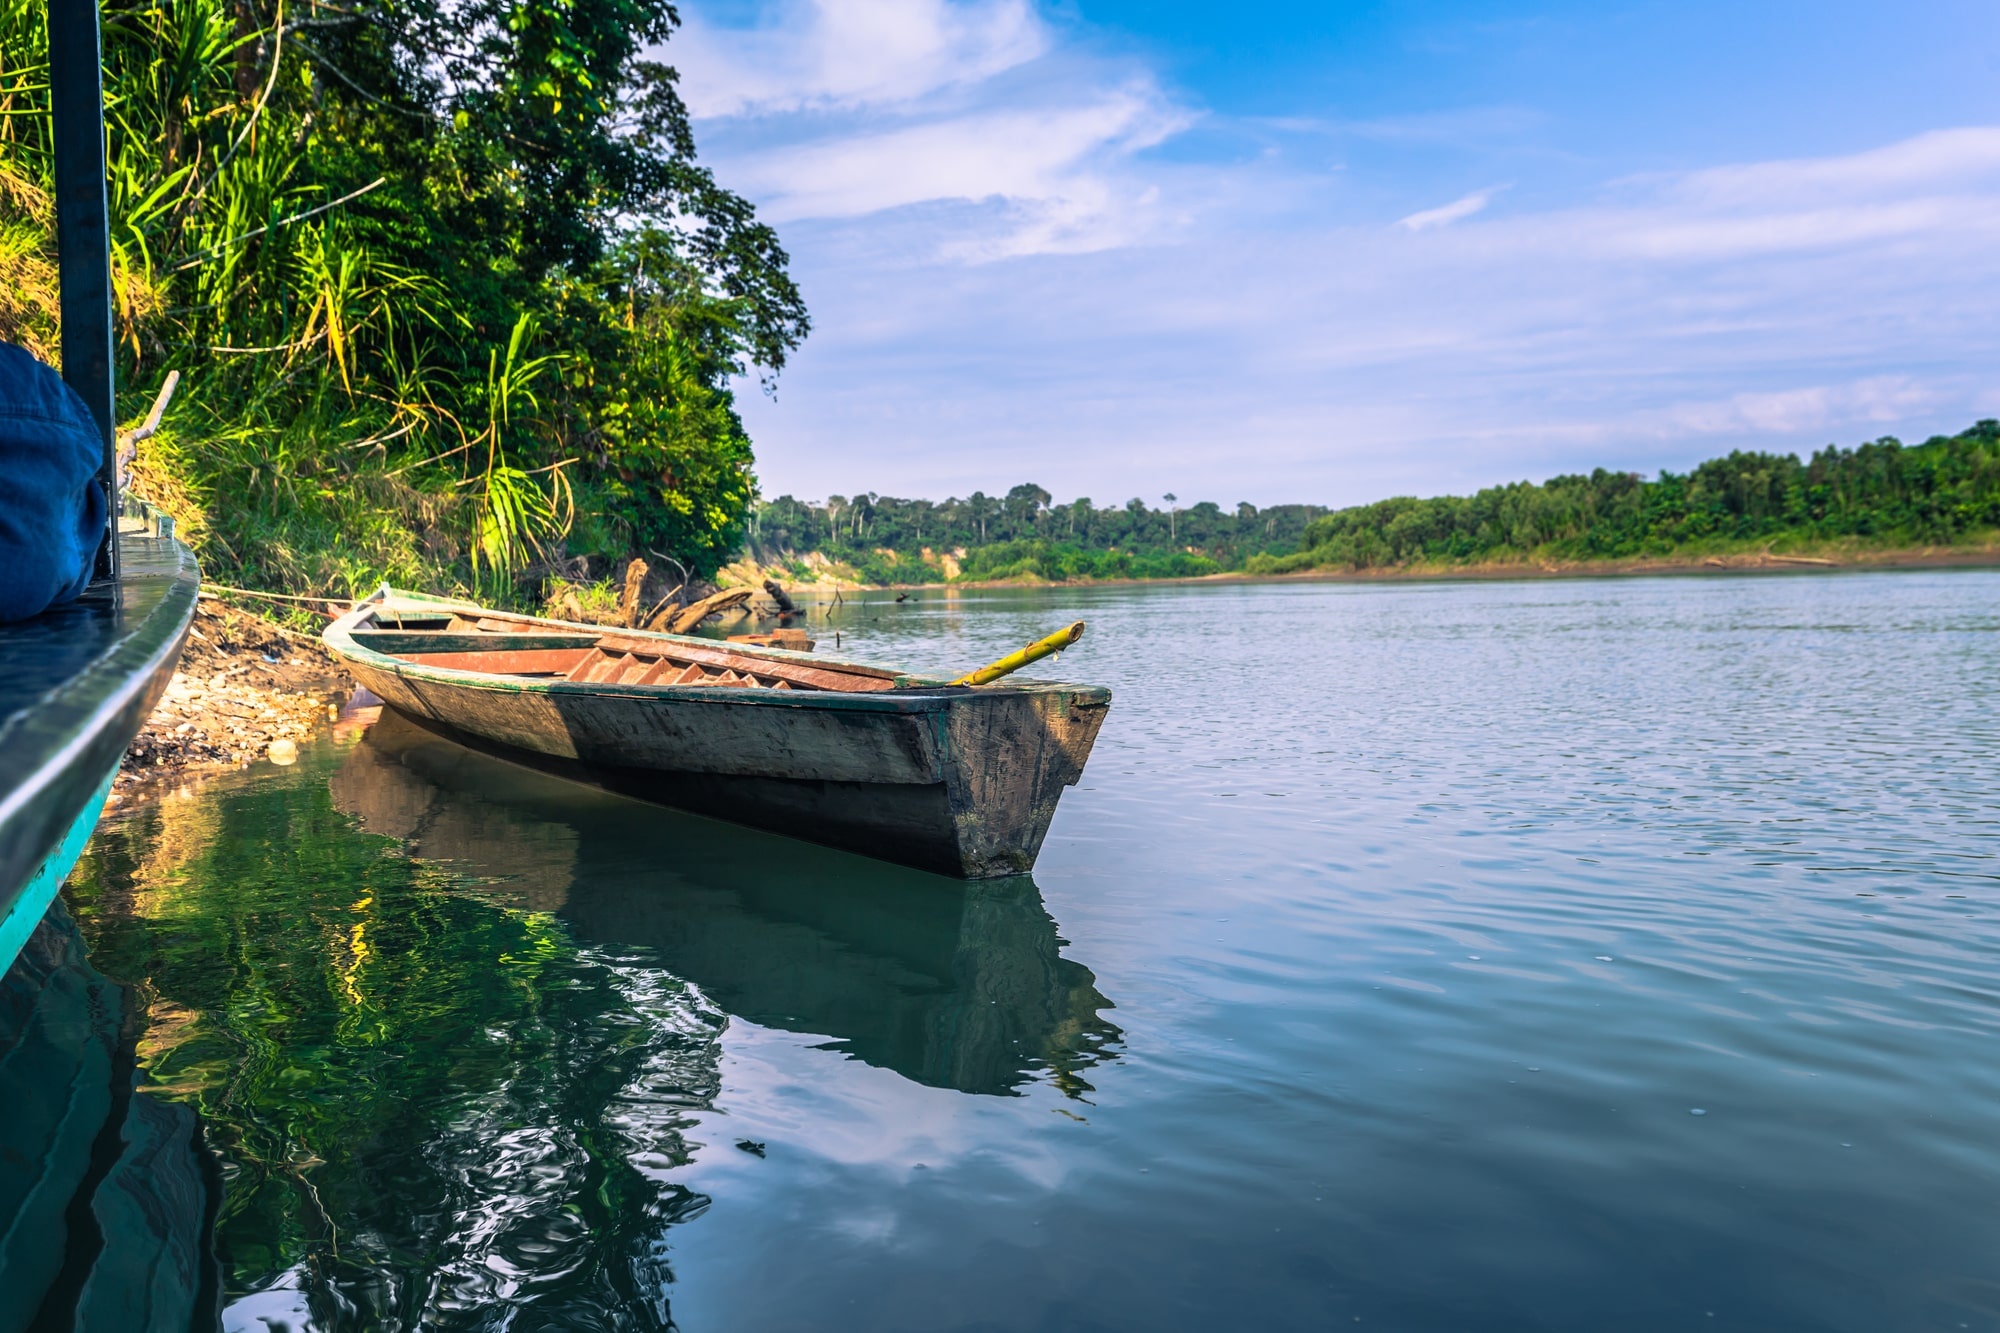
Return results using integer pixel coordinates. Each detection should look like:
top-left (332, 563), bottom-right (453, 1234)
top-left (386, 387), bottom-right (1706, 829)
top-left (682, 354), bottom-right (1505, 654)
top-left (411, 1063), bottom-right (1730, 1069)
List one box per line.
top-left (674, 0), bottom-right (2000, 508)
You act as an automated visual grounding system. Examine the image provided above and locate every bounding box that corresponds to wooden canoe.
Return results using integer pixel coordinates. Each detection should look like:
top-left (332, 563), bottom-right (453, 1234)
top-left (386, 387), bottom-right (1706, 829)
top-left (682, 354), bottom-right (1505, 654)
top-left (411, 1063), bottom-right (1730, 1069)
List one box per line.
top-left (323, 589), bottom-right (1112, 878)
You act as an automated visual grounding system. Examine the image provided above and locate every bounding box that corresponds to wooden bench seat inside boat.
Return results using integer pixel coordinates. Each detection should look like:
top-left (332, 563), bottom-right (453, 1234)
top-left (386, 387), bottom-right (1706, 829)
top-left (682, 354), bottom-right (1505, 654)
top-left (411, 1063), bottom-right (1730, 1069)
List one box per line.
top-left (377, 632), bottom-right (903, 693)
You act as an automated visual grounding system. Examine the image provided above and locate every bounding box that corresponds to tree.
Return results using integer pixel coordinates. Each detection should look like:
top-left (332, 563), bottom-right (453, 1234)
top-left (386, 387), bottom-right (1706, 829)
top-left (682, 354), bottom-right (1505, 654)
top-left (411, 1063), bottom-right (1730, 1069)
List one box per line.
top-left (968, 491), bottom-right (996, 544)
top-left (1004, 483), bottom-right (1052, 536)
top-left (19, 0), bottom-right (818, 596)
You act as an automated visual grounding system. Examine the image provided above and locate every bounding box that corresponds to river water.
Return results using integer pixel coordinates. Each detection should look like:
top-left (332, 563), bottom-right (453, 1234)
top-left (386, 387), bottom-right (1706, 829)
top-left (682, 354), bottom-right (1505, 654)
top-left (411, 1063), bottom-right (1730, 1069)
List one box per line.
top-left (23, 569), bottom-right (2000, 1330)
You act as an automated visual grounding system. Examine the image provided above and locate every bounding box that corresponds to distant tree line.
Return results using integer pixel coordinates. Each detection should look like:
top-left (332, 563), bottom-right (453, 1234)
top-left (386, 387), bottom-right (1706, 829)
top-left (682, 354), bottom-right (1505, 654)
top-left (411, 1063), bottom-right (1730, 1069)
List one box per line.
top-left (752, 484), bottom-right (1328, 583)
top-left (748, 424), bottom-right (2000, 586)
top-left (1253, 422), bottom-right (2000, 574)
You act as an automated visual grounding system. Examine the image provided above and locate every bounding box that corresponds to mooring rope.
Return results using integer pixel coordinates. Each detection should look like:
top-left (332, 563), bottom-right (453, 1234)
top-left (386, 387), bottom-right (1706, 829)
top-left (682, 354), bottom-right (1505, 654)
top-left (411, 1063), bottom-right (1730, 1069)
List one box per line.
top-left (200, 583), bottom-right (345, 611)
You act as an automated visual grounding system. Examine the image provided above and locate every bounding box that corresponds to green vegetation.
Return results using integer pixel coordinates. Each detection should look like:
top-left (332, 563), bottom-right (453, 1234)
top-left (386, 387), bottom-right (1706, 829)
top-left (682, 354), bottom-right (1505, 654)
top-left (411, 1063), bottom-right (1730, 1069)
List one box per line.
top-left (1250, 422), bottom-right (2000, 575)
top-left (762, 425), bottom-right (2000, 587)
top-left (0, 0), bottom-right (804, 603)
top-left (6, 0), bottom-right (1993, 599)
top-left (752, 485), bottom-right (1328, 584)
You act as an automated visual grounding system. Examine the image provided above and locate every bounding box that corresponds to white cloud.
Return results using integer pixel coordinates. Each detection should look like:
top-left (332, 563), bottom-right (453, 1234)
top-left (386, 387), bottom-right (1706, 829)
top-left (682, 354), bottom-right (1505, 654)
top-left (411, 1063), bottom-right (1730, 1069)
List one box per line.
top-left (1662, 126), bottom-right (2000, 207)
top-left (676, 0), bottom-right (1192, 258)
top-left (674, 0), bottom-right (1047, 118)
top-left (717, 86), bottom-right (1186, 239)
top-left (1647, 377), bottom-right (1945, 440)
top-left (1399, 187), bottom-right (1503, 231)
top-left (1261, 106), bottom-right (1548, 145)
top-left (678, 6), bottom-right (2000, 502)
top-left (733, 121), bottom-right (2000, 503)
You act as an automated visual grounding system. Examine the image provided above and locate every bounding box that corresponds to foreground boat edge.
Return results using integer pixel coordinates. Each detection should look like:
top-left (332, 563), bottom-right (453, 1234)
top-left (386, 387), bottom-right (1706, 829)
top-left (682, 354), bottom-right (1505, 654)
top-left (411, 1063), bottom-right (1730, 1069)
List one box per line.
top-left (0, 531), bottom-right (200, 977)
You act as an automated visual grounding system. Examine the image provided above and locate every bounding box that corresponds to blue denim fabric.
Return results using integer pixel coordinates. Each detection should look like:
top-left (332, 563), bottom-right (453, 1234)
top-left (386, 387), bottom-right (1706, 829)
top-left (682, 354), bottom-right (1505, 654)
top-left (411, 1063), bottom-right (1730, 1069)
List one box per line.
top-left (0, 342), bottom-right (107, 622)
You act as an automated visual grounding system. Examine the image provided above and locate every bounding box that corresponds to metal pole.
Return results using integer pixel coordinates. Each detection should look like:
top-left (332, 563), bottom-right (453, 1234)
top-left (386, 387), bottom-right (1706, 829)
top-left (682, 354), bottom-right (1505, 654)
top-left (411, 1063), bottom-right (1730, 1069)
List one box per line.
top-left (47, 0), bottom-right (118, 581)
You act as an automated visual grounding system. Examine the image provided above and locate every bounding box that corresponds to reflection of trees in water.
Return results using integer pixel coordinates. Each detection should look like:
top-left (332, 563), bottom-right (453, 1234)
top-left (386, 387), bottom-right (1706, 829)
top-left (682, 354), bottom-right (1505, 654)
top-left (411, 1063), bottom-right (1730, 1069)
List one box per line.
top-left (70, 765), bottom-right (727, 1329)
top-left (48, 715), bottom-right (1119, 1328)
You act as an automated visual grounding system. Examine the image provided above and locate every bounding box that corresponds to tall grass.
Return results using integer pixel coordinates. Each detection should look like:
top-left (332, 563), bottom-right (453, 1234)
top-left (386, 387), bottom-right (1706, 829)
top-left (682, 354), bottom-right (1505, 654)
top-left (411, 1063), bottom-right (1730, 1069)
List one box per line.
top-left (0, 0), bottom-right (770, 609)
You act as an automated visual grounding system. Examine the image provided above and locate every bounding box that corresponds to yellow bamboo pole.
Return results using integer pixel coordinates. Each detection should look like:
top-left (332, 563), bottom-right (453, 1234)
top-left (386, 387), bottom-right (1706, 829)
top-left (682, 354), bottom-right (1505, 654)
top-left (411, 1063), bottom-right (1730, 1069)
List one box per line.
top-left (950, 622), bottom-right (1087, 686)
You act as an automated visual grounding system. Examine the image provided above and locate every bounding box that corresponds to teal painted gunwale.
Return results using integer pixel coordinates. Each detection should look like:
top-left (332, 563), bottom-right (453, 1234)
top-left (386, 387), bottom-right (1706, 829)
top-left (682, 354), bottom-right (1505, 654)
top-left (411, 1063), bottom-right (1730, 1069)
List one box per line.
top-left (0, 771), bottom-right (113, 978)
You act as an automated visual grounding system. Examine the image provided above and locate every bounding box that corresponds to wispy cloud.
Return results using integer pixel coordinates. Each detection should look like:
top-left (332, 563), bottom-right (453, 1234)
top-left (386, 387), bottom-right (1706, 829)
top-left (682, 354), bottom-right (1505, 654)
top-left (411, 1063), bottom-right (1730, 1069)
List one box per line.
top-left (1260, 106), bottom-right (1548, 145)
top-left (675, 0), bottom-right (1047, 118)
top-left (1645, 377), bottom-right (1945, 439)
top-left (712, 85), bottom-right (1188, 254)
top-left (678, 0), bottom-right (1192, 259)
top-left (1659, 126), bottom-right (2000, 207)
top-left (1399, 186), bottom-right (1504, 231)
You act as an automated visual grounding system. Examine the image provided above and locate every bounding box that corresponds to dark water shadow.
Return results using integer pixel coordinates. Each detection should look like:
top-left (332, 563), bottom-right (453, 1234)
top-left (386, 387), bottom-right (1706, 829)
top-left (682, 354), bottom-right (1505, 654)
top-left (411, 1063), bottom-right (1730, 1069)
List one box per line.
top-left (334, 708), bottom-right (1122, 1097)
top-left (0, 900), bottom-right (222, 1332)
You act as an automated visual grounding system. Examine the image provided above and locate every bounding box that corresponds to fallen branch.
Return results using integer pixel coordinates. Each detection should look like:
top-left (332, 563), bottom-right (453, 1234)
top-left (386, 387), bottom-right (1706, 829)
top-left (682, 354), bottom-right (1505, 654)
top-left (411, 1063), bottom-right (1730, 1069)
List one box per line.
top-left (665, 586), bottom-right (754, 634)
top-left (639, 585), bottom-right (685, 630)
top-left (762, 579), bottom-right (799, 615)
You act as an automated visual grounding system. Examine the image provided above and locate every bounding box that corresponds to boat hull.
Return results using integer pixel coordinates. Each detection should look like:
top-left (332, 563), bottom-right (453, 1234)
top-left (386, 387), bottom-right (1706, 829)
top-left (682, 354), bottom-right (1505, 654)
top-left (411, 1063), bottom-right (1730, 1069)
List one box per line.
top-left (0, 530), bottom-right (198, 978)
top-left (330, 602), bottom-right (1110, 878)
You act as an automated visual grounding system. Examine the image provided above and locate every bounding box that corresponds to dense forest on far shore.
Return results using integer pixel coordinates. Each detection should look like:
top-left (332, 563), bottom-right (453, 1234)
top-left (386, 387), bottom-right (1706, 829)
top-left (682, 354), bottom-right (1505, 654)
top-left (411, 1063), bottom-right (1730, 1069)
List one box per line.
top-left (756, 423), bottom-right (2000, 586)
top-left (1256, 421), bottom-right (2000, 575)
top-left (752, 486), bottom-right (1329, 584)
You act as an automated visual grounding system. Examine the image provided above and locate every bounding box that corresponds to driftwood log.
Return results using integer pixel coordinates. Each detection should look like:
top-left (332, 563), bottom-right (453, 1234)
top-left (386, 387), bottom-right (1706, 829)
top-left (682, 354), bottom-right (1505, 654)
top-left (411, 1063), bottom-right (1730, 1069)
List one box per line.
top-left (763, 579), bottom-right (800, 617)
top-left (638, 584), bottom-right (684, 629)
top-left (659, 586), bottom-right (754, 634)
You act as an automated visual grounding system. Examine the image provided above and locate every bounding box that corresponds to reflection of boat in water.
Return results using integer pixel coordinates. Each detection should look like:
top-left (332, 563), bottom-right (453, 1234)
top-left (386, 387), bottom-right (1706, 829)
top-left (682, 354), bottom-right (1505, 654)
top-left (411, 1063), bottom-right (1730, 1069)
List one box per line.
top-left (0, 901), bottom-right (219, 1331)
top-left (333, 709), bottom-right (1120, 1096)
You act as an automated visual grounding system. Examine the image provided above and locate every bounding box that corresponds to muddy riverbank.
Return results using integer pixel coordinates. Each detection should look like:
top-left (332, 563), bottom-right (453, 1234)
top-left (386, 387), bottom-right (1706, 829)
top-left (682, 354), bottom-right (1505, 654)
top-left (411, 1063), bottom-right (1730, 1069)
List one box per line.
top-left (112, 597), bottom-right (351, 802)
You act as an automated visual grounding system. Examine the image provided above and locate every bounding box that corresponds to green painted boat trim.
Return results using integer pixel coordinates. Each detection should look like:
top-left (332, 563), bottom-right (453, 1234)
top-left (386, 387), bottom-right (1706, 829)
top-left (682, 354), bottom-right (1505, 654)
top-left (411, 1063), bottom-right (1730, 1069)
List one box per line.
top-left (351, 630), bottom-right (606, 655)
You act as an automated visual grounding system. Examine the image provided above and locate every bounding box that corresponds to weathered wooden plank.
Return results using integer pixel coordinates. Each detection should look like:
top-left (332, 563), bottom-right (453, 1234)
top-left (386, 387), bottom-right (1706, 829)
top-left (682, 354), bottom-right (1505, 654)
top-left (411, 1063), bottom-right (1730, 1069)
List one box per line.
top-left (355, 631), bottom-right (602, 654)
top-left (400, 648), bottom-right (595, 675)
top-left (375, 602), bottom-right (916, 682)
top-left (594, 634), bottom-right (899, 692)
top-left (729, 629), bottom-right (814, 651)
